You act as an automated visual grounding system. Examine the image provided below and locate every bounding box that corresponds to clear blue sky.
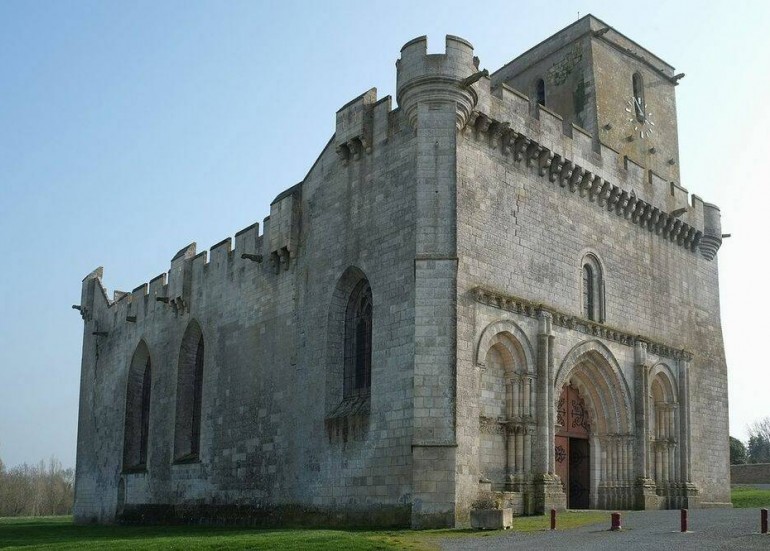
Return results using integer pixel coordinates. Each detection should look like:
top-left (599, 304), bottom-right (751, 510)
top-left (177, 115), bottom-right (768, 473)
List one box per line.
top-left (1, 0), bottom-right (768, 469)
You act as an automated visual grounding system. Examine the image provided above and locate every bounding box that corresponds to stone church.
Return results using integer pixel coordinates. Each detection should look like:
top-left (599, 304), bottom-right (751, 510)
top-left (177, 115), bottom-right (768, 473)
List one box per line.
top-left (73, 15), bottom-right (730, 528)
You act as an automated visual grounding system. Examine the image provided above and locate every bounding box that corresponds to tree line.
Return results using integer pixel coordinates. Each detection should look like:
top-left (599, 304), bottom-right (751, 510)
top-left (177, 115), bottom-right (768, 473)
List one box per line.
top-left (730, 416), bottom-right (770, 465)
top-left (0, 454), bottom-right (74, 517)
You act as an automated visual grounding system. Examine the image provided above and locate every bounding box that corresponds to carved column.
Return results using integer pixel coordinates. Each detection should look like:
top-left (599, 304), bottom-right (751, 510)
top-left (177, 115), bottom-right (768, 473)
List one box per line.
top-left (524, 375), bottom-right (532, 418)
top-left (634, 341), bottom-right (657, 508)
top-left (523, 425), bottom-right (532, 474)
top-left (513, 376), bottom-right (522, 418)
top-left (507, 425), bottom-right (517, 475)
top-left (505, 377), bottom-right (514, 419)
top-left (678, 356), bottom-right (692, 483)
top-left (535, 311), bottom-right (552, 473)
top-left (532, 310), bottom-right (565, 512)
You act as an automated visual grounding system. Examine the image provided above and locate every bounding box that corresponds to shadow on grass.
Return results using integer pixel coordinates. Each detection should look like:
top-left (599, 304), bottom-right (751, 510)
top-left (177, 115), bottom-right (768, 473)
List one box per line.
top-left (0, 518), bottom-right (385, 550)
top-left (0, 512), bottom-right (609, 550)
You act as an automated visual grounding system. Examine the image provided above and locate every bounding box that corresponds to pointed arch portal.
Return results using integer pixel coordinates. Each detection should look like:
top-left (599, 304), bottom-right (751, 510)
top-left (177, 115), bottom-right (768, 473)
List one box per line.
top-left (555, 340), bottom-right (634, 509)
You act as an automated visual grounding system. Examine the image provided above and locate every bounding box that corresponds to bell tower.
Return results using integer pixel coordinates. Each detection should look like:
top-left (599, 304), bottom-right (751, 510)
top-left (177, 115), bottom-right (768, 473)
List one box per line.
top-left (492, 14), bottom-right (683, 184)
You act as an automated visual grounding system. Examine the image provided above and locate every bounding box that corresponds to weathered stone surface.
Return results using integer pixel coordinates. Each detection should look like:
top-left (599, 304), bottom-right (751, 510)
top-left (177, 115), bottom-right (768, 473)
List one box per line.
top-left (74, 15), bottom-right (729, 528)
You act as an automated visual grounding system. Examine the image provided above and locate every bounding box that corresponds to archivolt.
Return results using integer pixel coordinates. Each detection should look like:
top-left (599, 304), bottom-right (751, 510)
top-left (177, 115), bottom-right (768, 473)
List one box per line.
top-left (649, 362), bottom-right (678, 400)
top-left (475, 319), bottom-right (535, 374)
top-left (555, 340), bottom-right (632, 435)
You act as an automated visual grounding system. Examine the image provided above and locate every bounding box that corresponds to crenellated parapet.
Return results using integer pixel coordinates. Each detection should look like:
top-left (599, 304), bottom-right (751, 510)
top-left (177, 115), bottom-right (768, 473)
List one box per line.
top-left (458, 60), bottom-right (724, 258)
top-left (76, 184), bottom-right (300, 329)
top-left (360, 34), bottom-right (721, 259)
top-left (461, 105), bottom-right (705, 255)
top-left (396, 35), bottom-right (480, 131)
top-left (267, 183), bottom-right (301, 273)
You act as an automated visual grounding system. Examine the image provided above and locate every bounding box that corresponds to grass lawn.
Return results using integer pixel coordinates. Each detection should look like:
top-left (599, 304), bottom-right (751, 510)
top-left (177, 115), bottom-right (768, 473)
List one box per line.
top-left (0, 512), bottom-right (606, 550)
top-left (731, 485), bottom-right (770, 508)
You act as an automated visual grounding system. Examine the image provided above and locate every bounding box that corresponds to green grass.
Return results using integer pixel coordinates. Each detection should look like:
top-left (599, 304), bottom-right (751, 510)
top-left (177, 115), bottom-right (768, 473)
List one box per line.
top-left (731, 486), bottom-right (770, 508)
top-left (0, 512), bottom-right (607, 550)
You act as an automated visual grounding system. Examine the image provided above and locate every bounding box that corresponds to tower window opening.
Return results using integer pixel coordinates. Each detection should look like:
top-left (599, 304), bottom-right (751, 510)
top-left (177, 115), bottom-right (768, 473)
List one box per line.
top-left (581, 254), bottom-right (604, 322)
top-left (343, 279), bottom-right (372, 398)
top-left (582, 264), bottom-right (595, 321)
top-left (632, 72), bottom-right (645, 122)
top-left (536, 78), bottom-right (546, 107)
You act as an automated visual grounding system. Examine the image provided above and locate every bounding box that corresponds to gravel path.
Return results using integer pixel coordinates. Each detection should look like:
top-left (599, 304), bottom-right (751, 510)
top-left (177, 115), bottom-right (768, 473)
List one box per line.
top-left (440, 509), bottom-right (769, 550)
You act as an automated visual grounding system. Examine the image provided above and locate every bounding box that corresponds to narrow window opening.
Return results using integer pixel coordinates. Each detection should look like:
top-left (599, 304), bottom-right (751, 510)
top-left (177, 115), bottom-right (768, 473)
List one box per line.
top-left (138, 357), bottom-right (151, 466)
top-left (536, 78), bottom-right (546, 107)
top-left (582, 255), bottom-right (604, 323)
top-left (582, 264), bottom-right (595, 321)
top-left (632, 72), bottom-right (645, 122)
top-left (191, 336), bottom-right (204, 456)
top-left (174, 323), bottom-right (204, 462)
top-left (344, 279), bottom-right (372, 398)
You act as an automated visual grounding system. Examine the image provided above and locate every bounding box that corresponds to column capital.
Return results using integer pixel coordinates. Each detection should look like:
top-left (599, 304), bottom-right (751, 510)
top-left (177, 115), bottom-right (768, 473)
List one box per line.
top-left (537, 309), bottom-right (553, 335)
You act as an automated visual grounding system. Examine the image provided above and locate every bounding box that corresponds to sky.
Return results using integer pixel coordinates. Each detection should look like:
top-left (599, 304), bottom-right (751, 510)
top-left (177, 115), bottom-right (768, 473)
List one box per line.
top-left (1, 0), bottom-right (768, 470)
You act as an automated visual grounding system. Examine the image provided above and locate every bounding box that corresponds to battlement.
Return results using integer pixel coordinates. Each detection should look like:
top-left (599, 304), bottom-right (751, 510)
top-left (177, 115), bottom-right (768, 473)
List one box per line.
top-left (78, 181), bottom-right (304, 328)
top-left (457, 68), bottom-right (719, 257)
top-left (396, 35), bottom-right (480, 130)
top-left (78, 28), bottom-right (722, 328)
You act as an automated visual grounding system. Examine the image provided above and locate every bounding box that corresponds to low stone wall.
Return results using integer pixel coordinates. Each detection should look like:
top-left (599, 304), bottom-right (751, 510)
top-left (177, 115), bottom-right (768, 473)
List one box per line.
top-left (731, 463), bottom-right (770, 484)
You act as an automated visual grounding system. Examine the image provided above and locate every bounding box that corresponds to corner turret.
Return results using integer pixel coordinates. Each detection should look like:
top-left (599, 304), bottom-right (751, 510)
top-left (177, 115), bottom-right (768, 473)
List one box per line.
top-left (699, 203), bottom-right (723, 260)
top-left (396, 35), bottom-right (480, 130)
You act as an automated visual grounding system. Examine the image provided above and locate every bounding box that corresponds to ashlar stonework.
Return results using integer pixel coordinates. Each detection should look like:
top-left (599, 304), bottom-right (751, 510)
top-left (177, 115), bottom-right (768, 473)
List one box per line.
top-left (74, 15), bottom-right (730, 528)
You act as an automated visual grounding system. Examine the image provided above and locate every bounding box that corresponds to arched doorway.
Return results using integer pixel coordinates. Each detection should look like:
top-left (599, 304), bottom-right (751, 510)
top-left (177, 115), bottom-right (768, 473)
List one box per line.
top-left (555, 384), bottom-right (590, 508)
top-left (554, 341), bottom-right (634, 510)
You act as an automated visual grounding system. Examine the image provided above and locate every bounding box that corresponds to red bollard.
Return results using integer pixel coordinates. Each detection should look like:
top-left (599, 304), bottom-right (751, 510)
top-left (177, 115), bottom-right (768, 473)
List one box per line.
top-left (550, 508), bottom-right (556, 530)
top-left (680, 508), bottom-right (688, 533)
top-left (610, 511), bottom-right (622, 531)
top-left (761, 508), bottom-right (768, 535)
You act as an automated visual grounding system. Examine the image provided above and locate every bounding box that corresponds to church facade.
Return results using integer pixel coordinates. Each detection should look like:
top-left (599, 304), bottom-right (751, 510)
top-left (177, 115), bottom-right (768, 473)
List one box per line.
top-left (73, 16), bottom-right (730, 528)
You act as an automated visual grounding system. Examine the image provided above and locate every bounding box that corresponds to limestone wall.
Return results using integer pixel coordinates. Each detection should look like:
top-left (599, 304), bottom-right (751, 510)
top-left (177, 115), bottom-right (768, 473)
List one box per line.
top-left (731, 464), bottom-right (770, 484)
top-left (73, 88), bottom-right (419, 525)
top-left (455, 64), bottom-right (729, 513)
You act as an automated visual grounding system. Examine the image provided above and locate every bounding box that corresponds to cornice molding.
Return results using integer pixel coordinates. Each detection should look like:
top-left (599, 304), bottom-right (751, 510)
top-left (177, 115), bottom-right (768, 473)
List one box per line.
top-left (462, 111), bottom-right (705, 256)
top-left (472, 286), bottom-right (694, 362)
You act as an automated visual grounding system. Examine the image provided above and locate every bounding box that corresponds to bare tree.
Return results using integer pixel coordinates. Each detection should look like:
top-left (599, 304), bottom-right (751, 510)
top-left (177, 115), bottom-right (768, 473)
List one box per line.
top-left (0, 451), bottom-right (74, 517)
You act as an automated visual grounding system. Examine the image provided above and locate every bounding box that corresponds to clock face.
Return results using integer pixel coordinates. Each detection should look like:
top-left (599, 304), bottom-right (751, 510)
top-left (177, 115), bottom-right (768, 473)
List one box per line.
top-left (626, 97), bottom-right (655, 139)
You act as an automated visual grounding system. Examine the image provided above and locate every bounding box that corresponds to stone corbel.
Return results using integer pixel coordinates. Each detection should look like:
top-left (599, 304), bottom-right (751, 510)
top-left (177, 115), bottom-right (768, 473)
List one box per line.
top-left (607, 186), bottom-right (621, 210)
top-left (501, 130), bottom-right (516, 157)
top-left (463, 111), bottom-right (480, 138)
top-left (649, 208), bottom-right (662, 232)
top-left (596, 179), bottom-right (611, 205)
top-left (616, 190), bottom-right (630, 216)
top-left (476, 113), bottom-right (491, 138)
top-left (568, 166), bottom-right (584, 192)
top-left (538, 150), bottom-right (554, 176)
top-left (170, 297), bottom-right (187, 316)
top-left (662, 216), bottom-right (675, 237)
top-left (347, 138), bottom-right (363, 161)
top-left (691, 231), bottom-right (702, 252)
top-left (579, 172), bottom-right (595, 197)
top-left (489, 121), bottom-right (509, 150)
top-left (558, 161), bottom-right (574, 187)
top-left (632, 201), bottom-right (647, 223)
top-left (335, 143), bottom-right (350, 165)
top-left (514, 136), bottom-right (530, 162)
top-left (359, 134), bottom-right (372, 155)
top-left (527, 143), bottom-right (543, 168)
top-left (549, 156), bottom-right (565, 182)
top-left (623, 195), bottom-right (637, 219)
top-left (670, 219), bottom-right (683, 241)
